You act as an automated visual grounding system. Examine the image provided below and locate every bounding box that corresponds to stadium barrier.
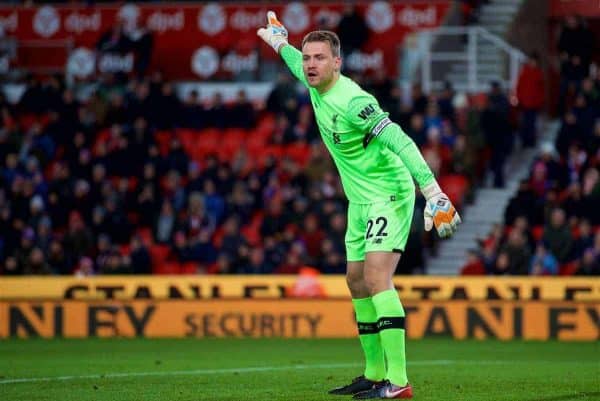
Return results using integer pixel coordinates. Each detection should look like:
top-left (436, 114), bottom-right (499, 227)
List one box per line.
top-left (1, 276), bottom-right (598, 301)
top-left (1, 277), bottom-right (598, 340)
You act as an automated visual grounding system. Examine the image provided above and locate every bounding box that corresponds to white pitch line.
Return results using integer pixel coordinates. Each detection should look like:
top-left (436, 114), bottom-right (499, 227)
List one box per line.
top-left (0, 359), bottom-right (593, 385)
top-left (0, 361), bottom-right (453, 384)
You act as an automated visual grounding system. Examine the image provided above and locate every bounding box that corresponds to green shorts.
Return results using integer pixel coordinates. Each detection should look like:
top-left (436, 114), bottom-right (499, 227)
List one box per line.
top-left (345, 193), bottom-right (415, 262)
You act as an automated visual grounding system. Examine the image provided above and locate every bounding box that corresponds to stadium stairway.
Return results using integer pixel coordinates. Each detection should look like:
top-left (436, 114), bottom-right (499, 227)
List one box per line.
top-left (446, 0), bottom-right (526, 87)
top-left (426, 119), bottom-right (560, 274)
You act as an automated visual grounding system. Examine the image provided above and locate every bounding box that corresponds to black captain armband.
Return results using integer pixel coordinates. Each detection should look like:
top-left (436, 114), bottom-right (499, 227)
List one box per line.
top-left (362, 117), bottom-right (392, 148)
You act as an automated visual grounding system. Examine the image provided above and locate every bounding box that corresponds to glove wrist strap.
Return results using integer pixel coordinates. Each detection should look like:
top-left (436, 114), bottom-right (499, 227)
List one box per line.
top-left (422, 181), bottom-right (442, 200)
top-left (273, 40), bottom-right (287, 53)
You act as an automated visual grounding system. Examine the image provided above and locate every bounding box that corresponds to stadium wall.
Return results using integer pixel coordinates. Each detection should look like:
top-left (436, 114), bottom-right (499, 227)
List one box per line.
top-left (1, 277), bottom-right (598, 341)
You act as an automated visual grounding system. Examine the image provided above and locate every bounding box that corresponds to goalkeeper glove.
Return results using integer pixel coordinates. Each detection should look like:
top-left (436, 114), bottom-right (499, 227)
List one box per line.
top-left (257, 11), bottom-right (288, 53)
top-left (422, 181), bottom-right (461, 238)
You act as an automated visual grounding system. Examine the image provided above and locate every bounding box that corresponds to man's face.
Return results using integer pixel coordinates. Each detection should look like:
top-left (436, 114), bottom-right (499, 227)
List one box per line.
top-left (302, 41), bottom-right (341, 92)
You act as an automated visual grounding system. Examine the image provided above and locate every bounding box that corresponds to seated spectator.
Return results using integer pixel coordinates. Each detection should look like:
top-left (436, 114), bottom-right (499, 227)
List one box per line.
top-left (128, 236), bottom-right (151, 274)
top-left (530, 242), bottom-right (559, 275)
top-left (491, 251), bottom-right (511, 275)
top-left (154, 200), bottom-right (175, 244)
top-left (499, 228), bottom-right (531, 275)
top-left (238, 247), bottom-right (272, 274)
top-left (23, 247), bottom-right (51, 275)
top-left (74, 256), bottom-right (95, 277)
top-left (576, 248), bottom-right (599, 276)
top-left (542, 208), bottom-right (573, 264)
top-left (460, 249), bottom-right (485, 275)
top-left (229, 90), bottom-right (256, 129)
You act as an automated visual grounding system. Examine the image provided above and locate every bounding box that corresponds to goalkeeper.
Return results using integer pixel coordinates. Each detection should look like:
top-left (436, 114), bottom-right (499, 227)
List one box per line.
top-left (258, 12), bottom-right (460, 400)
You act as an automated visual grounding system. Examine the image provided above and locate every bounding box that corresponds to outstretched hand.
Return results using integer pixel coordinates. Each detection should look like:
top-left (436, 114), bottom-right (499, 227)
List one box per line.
top-left (257, 11), bottom-right (289, 53)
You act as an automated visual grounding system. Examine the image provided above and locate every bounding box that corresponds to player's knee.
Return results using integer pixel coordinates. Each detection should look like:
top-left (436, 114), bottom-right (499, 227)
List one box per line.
top-left (363, 270), bottom-right (388, 295)
top-left (346, 271), bottom-right (366, 296)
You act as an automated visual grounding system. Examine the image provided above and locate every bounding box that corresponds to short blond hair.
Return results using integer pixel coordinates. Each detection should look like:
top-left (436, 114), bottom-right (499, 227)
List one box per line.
top-left (301, 30), bottom-right (341, 57)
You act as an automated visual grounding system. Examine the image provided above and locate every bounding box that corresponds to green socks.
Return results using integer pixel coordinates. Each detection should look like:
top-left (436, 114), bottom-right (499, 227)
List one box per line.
top-left (352, 297), bottom-right (385, 381)
top-left (372, 289), bottom-right (409, 386)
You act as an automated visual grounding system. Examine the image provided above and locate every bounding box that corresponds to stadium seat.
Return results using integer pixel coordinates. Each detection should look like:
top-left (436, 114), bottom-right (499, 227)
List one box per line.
top-left (256, 114), bottom-right (276, 138)
top-left (154, 130), bottom-right (173, 156)
top-left (285, 142), bottom-right (311, 167)
top-left (153, 261), bottom-right (181, 275)
top-left (180, 262), bottom-right (199, 275)
top-left (241, 211), bottom-right (264, 246)
top-left (175, 128), bottom-right (196, 153)
top-left (136, 227), bottom-right (154, 246)
top-left (559, 261), bottom-right (578, 276)
top-left (219, 128), bottom-right (246, 161)
top-left (438, 174), bottom-right (469, 209)
top-left (149, 244), bottom-right (170, 268)
top-left (532, 226), bottom-right (544, 242)
top-left (119, 244), bottom-right (131, 256)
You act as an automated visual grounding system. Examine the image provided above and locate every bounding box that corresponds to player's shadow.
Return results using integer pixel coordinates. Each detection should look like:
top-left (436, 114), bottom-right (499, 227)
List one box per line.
top-left (526, 393), bottom-right (600, 401)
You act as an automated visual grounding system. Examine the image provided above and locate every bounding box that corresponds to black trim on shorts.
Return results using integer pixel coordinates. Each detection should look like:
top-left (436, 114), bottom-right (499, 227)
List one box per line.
top-left (392, 248), bottom-right (403, 254)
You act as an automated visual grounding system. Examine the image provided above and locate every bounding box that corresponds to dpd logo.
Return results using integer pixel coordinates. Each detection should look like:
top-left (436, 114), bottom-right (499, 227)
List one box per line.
top-left (33, 5), bottom-right (60, 38)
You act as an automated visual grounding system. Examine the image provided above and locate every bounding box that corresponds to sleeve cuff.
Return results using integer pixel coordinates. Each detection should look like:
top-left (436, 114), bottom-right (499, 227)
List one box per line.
top-left (421, 181), bottom-right (441, 200)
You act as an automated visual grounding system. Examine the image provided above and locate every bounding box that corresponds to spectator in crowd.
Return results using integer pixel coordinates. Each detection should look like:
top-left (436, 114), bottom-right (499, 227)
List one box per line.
top-left (481, 81), bottom-right (511, 188)
top-left (499, 228), bottom-right (531, 275)
top-left (530, 242), bottom-right (558, 276)
top-left (542, 208), bottom-right (573, 264)
top-left (336, 4), bottom-right (368, 57)
top-left (516, 52), bottom-right (544, 148)
top-left (229, 90), bottom-right (256, 129)
top-left (557, 15), bottom-right (595, 114)
top-left (460, 249), bottom-right (486, 275)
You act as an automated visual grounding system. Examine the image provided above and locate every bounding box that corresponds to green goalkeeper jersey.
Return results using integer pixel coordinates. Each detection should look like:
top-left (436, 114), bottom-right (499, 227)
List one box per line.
top-left (281, 45), bottom-right (435, 204)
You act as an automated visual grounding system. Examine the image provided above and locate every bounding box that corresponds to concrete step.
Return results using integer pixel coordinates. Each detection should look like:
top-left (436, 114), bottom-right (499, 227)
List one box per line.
top-left (450, 63), bottom-right (504, 74)
top-left (445, 72), bottom-right (505, 84)
top-left (487, 25), bottom-right (507, 35)
top-left (493, 0), bottom-right (523, 4)
top-left (480, 14), bottom-right (515, 24)
top-left (480, 4), bottom-right (520, 15)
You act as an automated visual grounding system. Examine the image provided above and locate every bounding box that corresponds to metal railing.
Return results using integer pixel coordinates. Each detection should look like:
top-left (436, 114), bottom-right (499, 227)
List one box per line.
top-left (419, 26), bottom-right (526, 93)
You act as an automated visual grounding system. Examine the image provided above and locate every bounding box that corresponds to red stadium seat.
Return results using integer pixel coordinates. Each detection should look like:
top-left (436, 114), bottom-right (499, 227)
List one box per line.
top-left (180, 262), bottom-right (199, 275)
top-left (149, 244), bottom-right (170, 268)
top-left (136, 227), bottom-right (154, 246)
top-left (154, 130), bottom-right (173, 156)
top-left (119, 244), bottom-right (131, 256)
top-left (285, 142), bottom-right (311, 167)
top-left (256, 114), bottom-right (276, 138)
top-left (532, 225), bottom-right (544, 242)
top-left (438, 174), bottom-right (469, 209)
top-left (559, 261), bottom-right (578, 276)
top-left (241, 211), bottom-right (264, 246)
top-left (219, 128), bottom-right (246, 161)
top-left (153, 261), bottom-right (181, 275)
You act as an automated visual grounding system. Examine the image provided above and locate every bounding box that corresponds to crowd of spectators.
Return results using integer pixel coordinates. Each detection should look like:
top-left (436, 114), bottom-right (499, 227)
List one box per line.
top-left (0, 54), bottom-right (498, 277)
top-left (2, 8), bottom-right (595, 277)
top-left (461, 17), bottom-right (599, 276)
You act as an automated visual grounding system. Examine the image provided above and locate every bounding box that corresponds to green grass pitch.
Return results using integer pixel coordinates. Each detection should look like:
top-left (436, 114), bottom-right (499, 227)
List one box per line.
top-left (0, 338), bottom-right (598, 401)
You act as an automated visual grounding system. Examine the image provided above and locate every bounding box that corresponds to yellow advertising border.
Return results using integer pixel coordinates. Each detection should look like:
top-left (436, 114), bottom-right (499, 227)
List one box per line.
top-left (1, 299), bottom-right (598, 341)
top-left (0, 276), bottom-right (599, 301)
